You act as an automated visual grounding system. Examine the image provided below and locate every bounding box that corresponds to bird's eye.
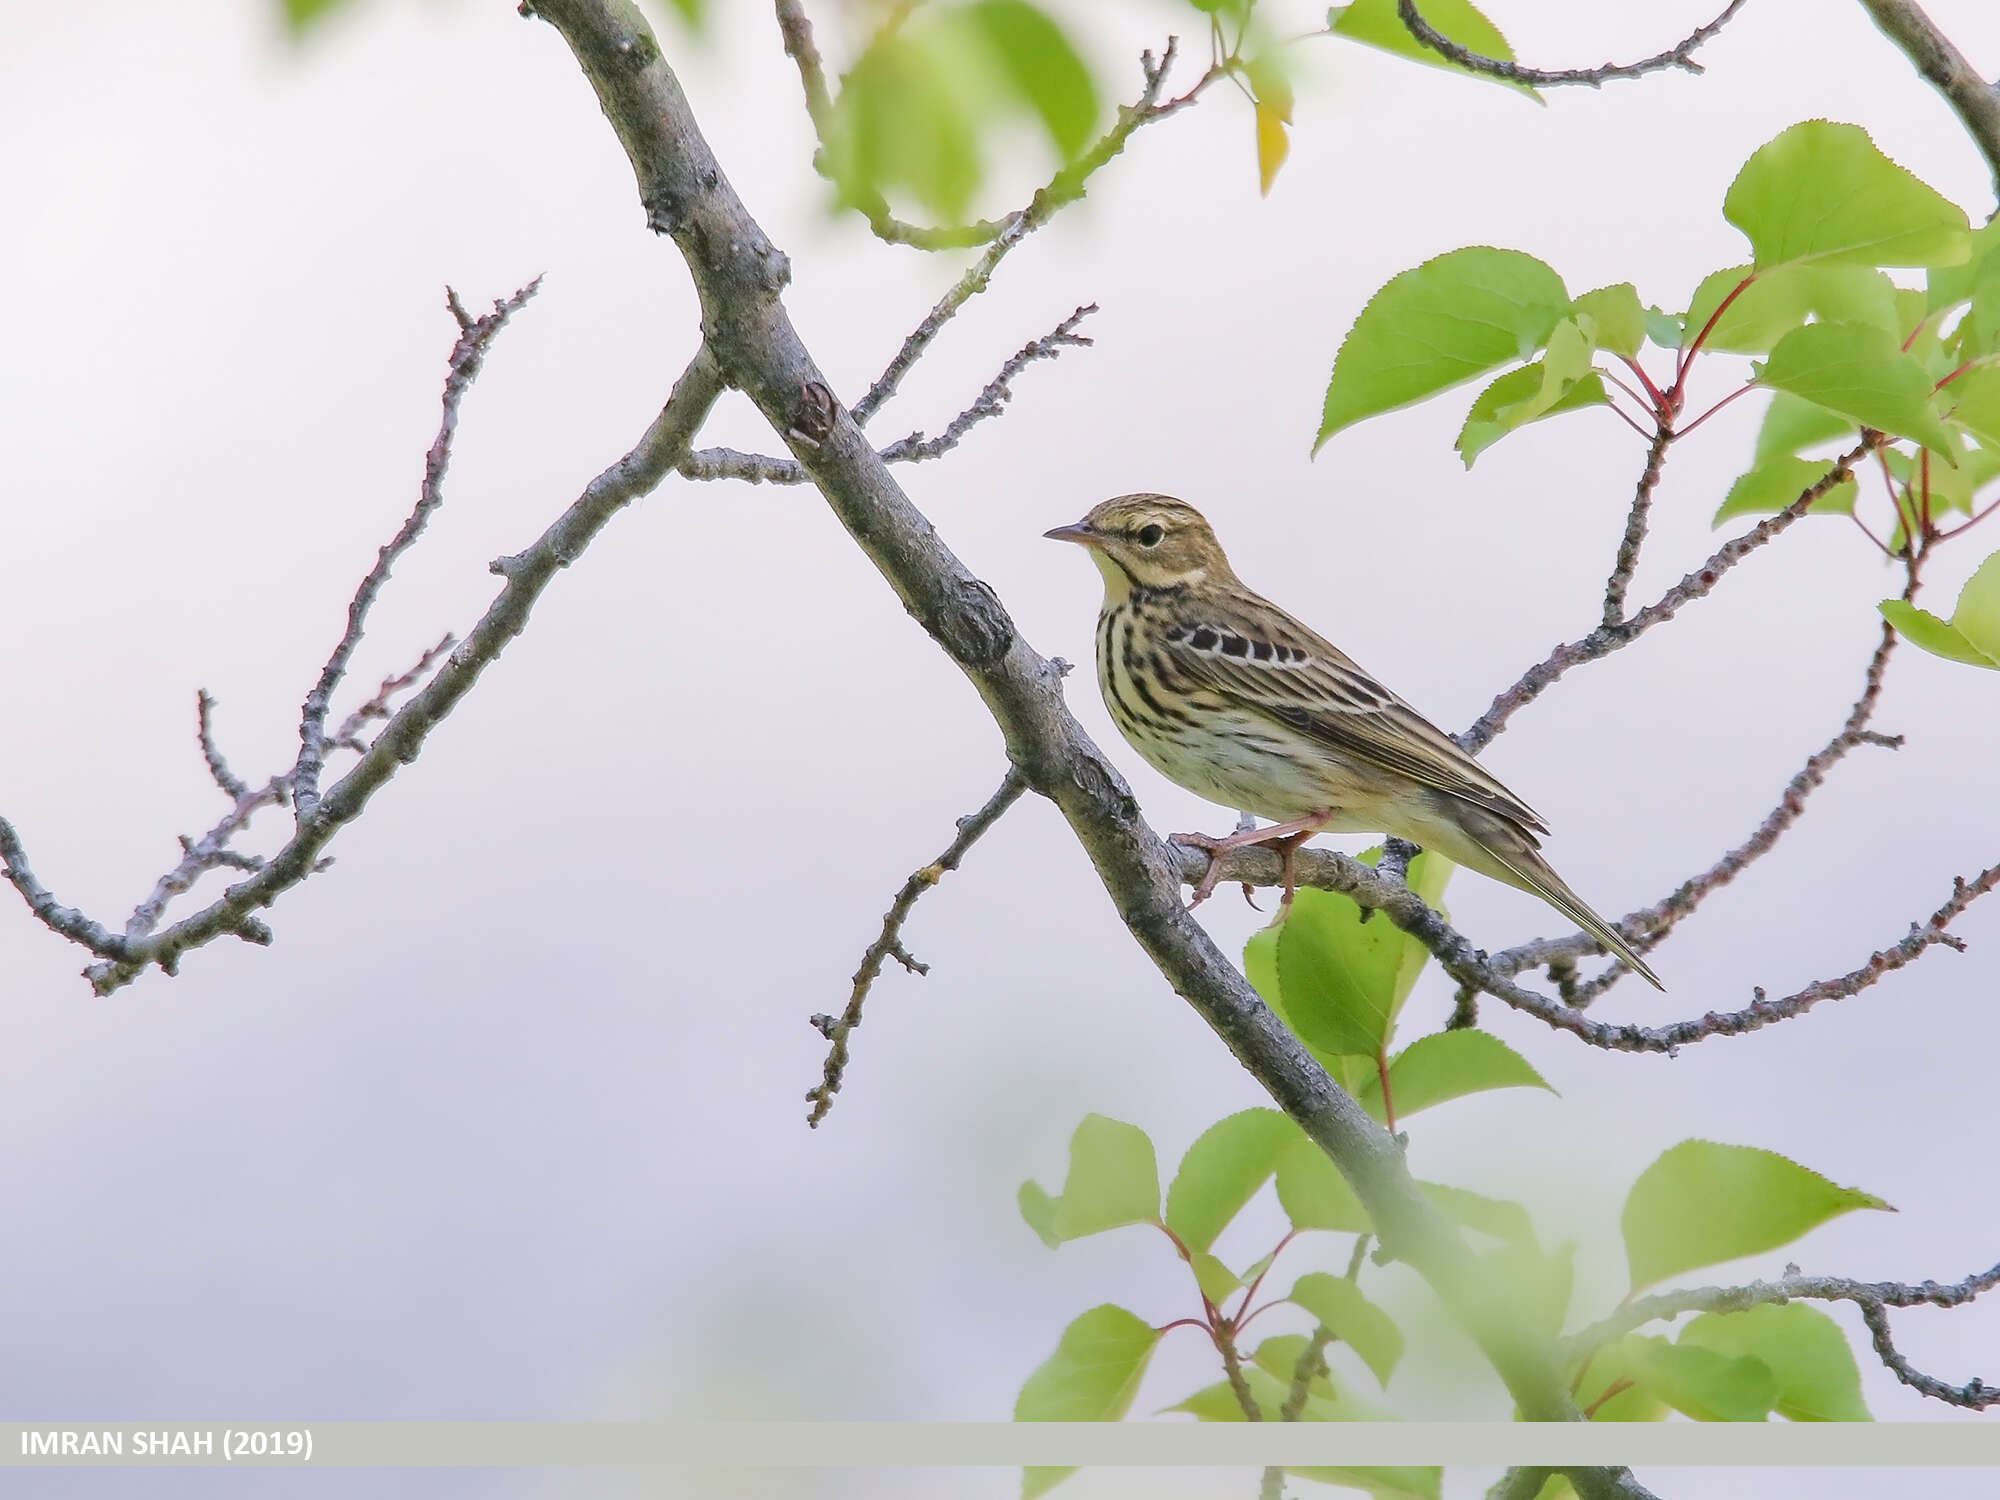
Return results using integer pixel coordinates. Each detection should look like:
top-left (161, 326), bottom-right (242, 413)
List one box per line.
top-left (1136, 523), bottom-right (1165, 547)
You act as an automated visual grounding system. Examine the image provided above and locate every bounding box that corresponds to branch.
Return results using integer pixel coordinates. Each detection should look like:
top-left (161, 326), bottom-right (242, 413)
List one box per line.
top-left (1493, 555), bottom-right (1921, 994)
top-left (806, 769), bottom-right (1028, 1128)
top-left (679, 304), bottom-right (1096, 485)
top-left (292, 280), bottom-right (540, 820)
top-left (1461, 434), bottom-right (1880, 755)
top-left (1857, 0), bottom-right (2000, 205)
top-left (530, 0), bottom-right (1628, 1440)
top-left (2, 331), bottom-right (724, 993)
top-left (1396, 0), bottom-right (1748, 88)
top-left (1600, 425), bottom-right (1672, 627)
top-left (195, 691), bottom-right (248, 801)
top-left (1488, 1472), bottom-right (1554, 1500)
top-left (1569, 1259), bottom-right (2000, 1410)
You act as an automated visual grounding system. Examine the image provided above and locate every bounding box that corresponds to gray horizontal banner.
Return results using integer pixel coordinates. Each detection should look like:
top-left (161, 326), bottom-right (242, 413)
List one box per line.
top-left (1, 1422), bottom-right (1994, 1468)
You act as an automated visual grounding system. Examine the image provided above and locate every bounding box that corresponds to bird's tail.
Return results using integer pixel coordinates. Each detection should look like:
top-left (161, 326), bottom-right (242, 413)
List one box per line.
top-left (1441, 807), bottom-right (1665, 992)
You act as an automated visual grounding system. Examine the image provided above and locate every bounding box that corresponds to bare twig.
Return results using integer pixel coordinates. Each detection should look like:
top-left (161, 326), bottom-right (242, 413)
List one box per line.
top-left (681, 305), bottom-right (1096, 486)
top-left (292, 280), bottom-right (540, 820)
top-left (1569, 1259), bottom-right (2000, 1410)
top-left (1601, 425), bottom-right (1672, 626)
top-left (1461, 434), bottom-right (1880, 755)
top-left (1857, 0), bottom-right (2000, 205)
top-left (1494, 556), bottom-right (1921, 994)
top-left (1397, 0), bottom-right (1748, 88)
top-left (1279, 1325), bottom-right (1335, 1422)
top-left (1259, 1468), bottom-right (1285, 1500)
top-left (1219, 1328), bottom-right (1263, 1421)
top-left (806, 769), bottom-right (1028, 1127)
top-left (1488, 1472), bottom-right (1555, 1500)
top-left (195, 692), bottom-right (248, 802)
top-left (3, 337), bottom-right (725, 994)
top-left (851, 40), bottom-right (1218, 427)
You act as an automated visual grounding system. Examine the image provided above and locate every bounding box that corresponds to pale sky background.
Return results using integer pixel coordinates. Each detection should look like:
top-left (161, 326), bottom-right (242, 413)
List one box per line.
top-left (4, 1), bottom-right (2000, 1497)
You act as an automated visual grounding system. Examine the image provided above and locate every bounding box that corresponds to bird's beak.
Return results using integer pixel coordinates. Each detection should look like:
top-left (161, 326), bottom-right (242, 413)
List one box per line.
top-left (1043, 521), bottom-right (1100, 547)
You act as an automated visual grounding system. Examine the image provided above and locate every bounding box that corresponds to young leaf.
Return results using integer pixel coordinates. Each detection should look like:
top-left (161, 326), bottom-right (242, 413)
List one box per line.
top-left (1192, 1251), bottom-right (1243, 1307)
top-left (1678, 1303), bottom-right (1872, 1421)
top-left (1882, 443), bottom-right (2000, 516)
top-left (1016, 1303), bottom-right (1161, 1500)
top-left (1683, 267), bottom-right (1811, 355)
top-left (1758, 321), bottom-right (1958, 458)
top-left (1328, 0), bottom-right (1538, 98)
top-left (1944, 366), bottom-right (2000, 450)
top-left (1251, 1336), bottom-right (1397, 1419)
top-left (1255, 101), bottom-right (1291, 196)
top-left (1360, 1028), bottom-right (1555, 1120)
top-left (1634, 1340), bottom-right (1778, 1422)
top-left (1926, 217), bottom-right (2000, 310)
top-left (1165, 1108), bottom-right (1300, 1253)
top-left (1049, 1114), bottom-right (1161, 1240)
top-left (1643, 305), bottom-right (1685, 351)
top-left (1724, 120), bottom-right (1971, 270)
top-left (1753, 390), bottom-right (1855, 463)
top-left (1476, 1239), bottom-right (1574, 1336)
top-left (1879, 547), bottom-right (2000, 668)
top-left (1169, 1358), bottom-right (1361, 1422)
top-left (1275, 848), bottom-right (1452, 1057)
top-left (1571, 283), bottom-right (1646, 358)
top-left (1275, 1135), bottom-right (1371, 1233)
top-left (1712, 456), bottom-right (1858, 526)
top-left (1319, 248), bottom-right (1569, 449)
top-left (1576, 1335), bottom-right (1672, 1422)
top-left (1456, 366), bottom-right (1608, 467)
top-left (1019, 1180), bottom-right (1062, 1248)
top-left (1621, 1141), bottom-right (1891, 1292)
top-left (822, 31), bottom-right (983, 222)
top-left (960, 0), bottom-right (1098, 159)
top-left (1245, 925), bottom-right (1378, 1095)
top-left (1288, 1271), bottom-right (1406, 1385)
top-left (1287, 1470), bottom-right (1442, 1500)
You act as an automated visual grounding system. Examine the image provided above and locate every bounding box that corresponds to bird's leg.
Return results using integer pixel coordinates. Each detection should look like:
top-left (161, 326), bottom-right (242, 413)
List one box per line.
top-left (1174, 811), bottom-right (1335, 909)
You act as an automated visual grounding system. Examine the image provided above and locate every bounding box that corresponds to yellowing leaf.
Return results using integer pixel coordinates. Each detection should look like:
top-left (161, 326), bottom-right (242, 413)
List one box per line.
top-left (1256, 100), bottom-right (1291, 196)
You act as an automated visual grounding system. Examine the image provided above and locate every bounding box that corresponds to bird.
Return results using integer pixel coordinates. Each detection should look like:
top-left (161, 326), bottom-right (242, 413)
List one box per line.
top-left (1044, 493), bottom-right (1663, 991)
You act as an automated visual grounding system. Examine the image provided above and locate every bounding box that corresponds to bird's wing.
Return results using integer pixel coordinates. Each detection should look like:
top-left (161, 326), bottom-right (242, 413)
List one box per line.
top-left (1155, 589), bottom-right (1550, 836)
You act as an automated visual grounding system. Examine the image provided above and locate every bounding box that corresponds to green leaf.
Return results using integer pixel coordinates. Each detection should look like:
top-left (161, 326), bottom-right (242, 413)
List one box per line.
top-left (1047, 1115), bottom-right (1160, 1240)
top-left (1944, 366), bottom-right (2000, 450)
top-left (1683, 267), bottom-right (1811, 354)
top-left (1807, 266), bottom-right (1903, 335)
top-left (1621, 1141), bottom-right (1892, 1292)
top-left (1275, 848), bottom-right (1453, 1056)
top-left (1288, 1470), bottom-right (1441, 1500)
top-left (1759, 321), bottom-right (1958, 458)
top-left (1753, 390), bottom-right (1855, 463)
top-left (1456, 357), bottom-right (1608, 468)
top-left (1318, 249), bottom-right (1570, 449)
top-left (1022, 1471), bottom-right (1070, 1500)
top-left (659, 0), bottom-right (706, 27)
top-left (1328, 0), bottom-right (1539, 98)
top-left (1882, 442), bottom-right (2000, 517)
top-left (1192, 1251), bottom-right (1243, 1307)
top-left (1288, 1271), bottom-right (1405, 1385)
top-left (1251, 1337), bottom-right (1397, 1419)
top-left (1679, 1303), bottom-right (1872, 1421)
top-left (1275, 1136), bottom-right (1371, 1233)
top-left (1165, 1108), bottom-right (1300, 1253)
top-left (281, 0), bottom-right (357, 33)
top-left (1016, 1303), bottom-right (1161, 1421)
top-left (1880, 548), bottom-right (2000, 667)
top-left (1018, 1180), bottom-right (1061, 1249)
top-left (1169, 1356), bottom-right (1369, 1422)
top-left (1361, 1028), bottom-right (1555, 1120)
top-left (1245, 926), bottom-right (1378, 1095)
top-left (1420, 1181), bottom-right (1536, 1244)
top-left (823, 32), bottom-right (982, 222)
top-left (1724, 120), bottom-right (1971, 270)
top-left (1926, 218), bottom-right (2000, 310)
top-left (1571, 284), bottom-right (1646, 358)
top-left (1644, 306), bottom-right (1685, 351)
top-left (961, 0), bottom-right (1098, 158)
top-left (1633, 1339), bottom-right (1778, 1422)
top-left (1577, 1335), bottom-right (1672, 1422)
top-left (1712, 456), bottom-right (1859, 526)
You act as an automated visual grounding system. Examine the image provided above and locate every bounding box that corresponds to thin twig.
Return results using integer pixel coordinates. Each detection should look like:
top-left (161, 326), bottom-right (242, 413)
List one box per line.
top-left (1461, 434), bottom-right (1880, 755)
top-left (683, 305), bottom-right (1097, 486)
top-left (1397, 0), bottom-right (1748, 88)
top-left (1601, 425), bottom-right (1673, 626)
top-left (806, 769), bottom-right (1028, 1127)
top-left (1219, 1327), bottom-right (1264, 1421)
top-left (1568, 1259), bottom-right (2000, 1410)
top-left (195, 692), bottom-right (248, 802)
top-left (292, 280), bottom-right (541, 820)
top-left (1495, 555), bottom-right (1921, 995)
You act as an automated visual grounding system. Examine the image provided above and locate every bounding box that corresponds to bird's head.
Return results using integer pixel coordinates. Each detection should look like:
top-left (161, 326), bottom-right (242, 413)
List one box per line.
top-left (1044, 494), bottom-right (1235, 601)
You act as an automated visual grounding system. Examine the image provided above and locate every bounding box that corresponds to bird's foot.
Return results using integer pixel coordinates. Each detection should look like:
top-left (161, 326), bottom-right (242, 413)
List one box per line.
top-left (1173, 811), bottom-right (1336, 911)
